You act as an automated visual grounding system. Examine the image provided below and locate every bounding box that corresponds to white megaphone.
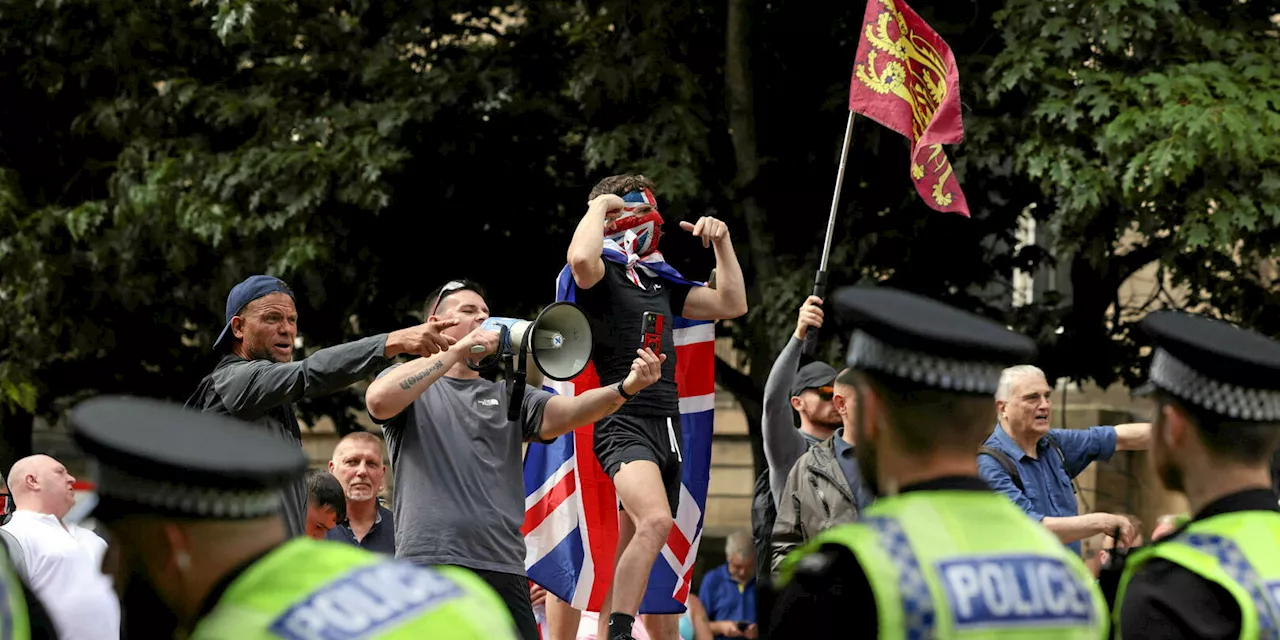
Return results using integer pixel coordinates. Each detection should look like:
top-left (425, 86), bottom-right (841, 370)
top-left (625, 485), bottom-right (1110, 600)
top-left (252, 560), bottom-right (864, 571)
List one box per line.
top-left (470, 301), bottom-right (593, 382)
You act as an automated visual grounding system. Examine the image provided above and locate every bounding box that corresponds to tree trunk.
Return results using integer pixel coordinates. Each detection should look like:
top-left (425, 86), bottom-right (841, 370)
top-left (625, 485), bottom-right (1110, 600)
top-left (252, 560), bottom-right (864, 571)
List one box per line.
top-left (724, 0), bottom-right (773, 478)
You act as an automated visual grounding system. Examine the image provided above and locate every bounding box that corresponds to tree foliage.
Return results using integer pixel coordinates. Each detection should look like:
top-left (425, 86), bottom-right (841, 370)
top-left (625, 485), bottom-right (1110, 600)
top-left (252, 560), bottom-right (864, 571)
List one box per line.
top-left (0, 0), bottom-right (1275, 475)
top-left (987, 0), bottom-right (1280, 387)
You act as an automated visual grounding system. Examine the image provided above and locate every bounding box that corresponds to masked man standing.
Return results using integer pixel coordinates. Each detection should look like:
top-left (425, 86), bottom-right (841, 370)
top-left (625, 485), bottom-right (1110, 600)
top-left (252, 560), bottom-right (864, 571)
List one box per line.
top-left (566, 176), bottom-right (748, 640)
top-left (187, 275), bottom-right (456, 538)
top-left (1112, 311), bottom-right (1280, 639)
top-left (770, 287), bottom-right (1107, 638)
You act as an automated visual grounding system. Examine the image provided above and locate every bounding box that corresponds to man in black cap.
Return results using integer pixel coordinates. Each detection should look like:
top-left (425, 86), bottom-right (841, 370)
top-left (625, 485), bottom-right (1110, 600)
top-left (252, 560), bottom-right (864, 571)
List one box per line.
top-left (187, 274), bottom-right (457, 539)
top-left (769, 286), bottom-right (1106, 638)
top-left (70, 395), bottom-right (520, 640)
top-left (1112, 311), bottom-right (1280, 639)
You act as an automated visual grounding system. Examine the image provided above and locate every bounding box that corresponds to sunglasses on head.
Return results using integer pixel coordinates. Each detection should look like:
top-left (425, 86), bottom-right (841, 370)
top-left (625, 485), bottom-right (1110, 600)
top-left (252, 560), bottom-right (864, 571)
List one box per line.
top-left (430, 280), bottom-right (473, 315)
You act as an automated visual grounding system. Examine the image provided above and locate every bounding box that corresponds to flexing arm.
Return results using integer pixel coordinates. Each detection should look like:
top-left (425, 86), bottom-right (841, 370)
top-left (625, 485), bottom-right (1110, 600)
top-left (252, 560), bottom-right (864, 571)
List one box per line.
top-left (681, 218), bottom-right (748, 320)
top-left (567, 195), bottom-right (623, 290)
top-left (537, 349), bottom-right (665, 439)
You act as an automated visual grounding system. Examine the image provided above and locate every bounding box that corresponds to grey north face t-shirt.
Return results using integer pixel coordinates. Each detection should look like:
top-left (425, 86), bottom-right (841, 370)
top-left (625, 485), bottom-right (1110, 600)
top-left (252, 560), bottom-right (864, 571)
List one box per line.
top-left (377, 368), bottom-right (554, 576)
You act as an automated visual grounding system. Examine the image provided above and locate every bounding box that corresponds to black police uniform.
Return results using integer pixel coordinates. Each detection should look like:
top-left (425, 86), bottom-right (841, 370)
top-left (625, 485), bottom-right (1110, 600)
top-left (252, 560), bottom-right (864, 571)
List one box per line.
top-left (1114, 310), bottom-right (1280, 639)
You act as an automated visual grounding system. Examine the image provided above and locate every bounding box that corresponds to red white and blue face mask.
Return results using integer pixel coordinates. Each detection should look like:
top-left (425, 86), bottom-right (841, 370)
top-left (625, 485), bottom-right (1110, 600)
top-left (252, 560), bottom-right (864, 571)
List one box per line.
top-left (605, 188), bottom-right (663, 257)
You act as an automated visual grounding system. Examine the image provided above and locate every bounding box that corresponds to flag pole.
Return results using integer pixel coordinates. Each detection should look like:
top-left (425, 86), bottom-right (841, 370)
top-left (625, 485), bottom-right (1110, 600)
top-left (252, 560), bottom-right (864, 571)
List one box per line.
top-left (803, 110), bottom-right (856, 357)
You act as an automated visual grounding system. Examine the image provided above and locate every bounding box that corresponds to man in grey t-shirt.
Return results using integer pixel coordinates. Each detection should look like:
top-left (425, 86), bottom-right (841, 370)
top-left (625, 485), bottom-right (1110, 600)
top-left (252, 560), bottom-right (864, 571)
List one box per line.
top-left (365, 279), bottom-right (665, 640)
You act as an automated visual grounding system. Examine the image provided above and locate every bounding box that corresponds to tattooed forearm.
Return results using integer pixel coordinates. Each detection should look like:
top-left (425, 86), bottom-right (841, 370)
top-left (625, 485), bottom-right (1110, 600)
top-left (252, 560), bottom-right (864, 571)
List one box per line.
top-left (398, 359), bottom-right (445, 390)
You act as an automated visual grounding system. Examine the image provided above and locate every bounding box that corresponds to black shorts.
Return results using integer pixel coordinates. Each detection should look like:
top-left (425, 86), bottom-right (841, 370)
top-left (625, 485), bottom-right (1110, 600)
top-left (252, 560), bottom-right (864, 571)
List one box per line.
top-left (594, 413), bottom-right (683, 517)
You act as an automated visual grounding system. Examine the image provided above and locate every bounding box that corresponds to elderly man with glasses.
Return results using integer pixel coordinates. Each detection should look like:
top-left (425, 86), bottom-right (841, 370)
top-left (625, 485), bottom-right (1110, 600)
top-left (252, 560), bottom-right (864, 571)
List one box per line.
top-left (187, 274), bottom-right (457, 539)
top-left (364, 278), bottom-right (668, 640)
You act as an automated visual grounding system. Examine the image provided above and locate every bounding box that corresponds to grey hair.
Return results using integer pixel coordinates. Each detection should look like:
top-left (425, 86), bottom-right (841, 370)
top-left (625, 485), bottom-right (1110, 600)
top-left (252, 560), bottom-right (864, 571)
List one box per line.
top-left (995, 365), bottom-right (1046, 402)
top-left (725, 530), bottom-right (753, 560)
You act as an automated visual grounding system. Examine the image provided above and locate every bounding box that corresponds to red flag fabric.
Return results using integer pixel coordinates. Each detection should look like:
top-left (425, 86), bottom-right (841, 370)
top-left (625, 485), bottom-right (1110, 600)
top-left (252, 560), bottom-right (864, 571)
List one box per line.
top-left (849, 0), bottom-right (969, 217)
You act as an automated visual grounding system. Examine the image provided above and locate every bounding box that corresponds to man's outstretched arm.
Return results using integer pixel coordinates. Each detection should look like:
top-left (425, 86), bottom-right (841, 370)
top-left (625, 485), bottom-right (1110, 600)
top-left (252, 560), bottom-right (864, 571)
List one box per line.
top-left (535, 348), bottom-right (665, 440)
top-left (216, 320), bottom-right (458, 415)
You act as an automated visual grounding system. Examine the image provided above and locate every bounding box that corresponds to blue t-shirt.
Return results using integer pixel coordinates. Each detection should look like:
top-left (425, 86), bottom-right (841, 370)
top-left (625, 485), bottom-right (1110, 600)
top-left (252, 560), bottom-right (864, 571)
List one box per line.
top-left (978, 425), bottom-right (1117, 555)
top-left (697, 564), bottom-right (756, 640)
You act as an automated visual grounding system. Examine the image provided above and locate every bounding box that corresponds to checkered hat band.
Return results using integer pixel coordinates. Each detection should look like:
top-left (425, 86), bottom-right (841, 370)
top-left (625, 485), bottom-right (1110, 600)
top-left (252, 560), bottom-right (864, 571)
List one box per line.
top-left (95, 463), bottom-right (284, 520)
top-left (847, 331), bottom-right (1006, 395)
top-left (1149, 349), bottom-right (1280, 422)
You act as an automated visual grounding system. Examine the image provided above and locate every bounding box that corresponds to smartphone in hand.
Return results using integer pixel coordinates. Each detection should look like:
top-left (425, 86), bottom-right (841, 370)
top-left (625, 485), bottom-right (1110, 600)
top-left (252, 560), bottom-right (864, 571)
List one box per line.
top-left (642, 312), bottom-right (664, 354)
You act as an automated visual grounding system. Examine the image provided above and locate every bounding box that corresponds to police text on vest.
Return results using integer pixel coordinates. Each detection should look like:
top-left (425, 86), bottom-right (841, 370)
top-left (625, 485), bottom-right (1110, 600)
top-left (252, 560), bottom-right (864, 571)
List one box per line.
top-left (936, 554), bottom-right (1095, 629)
top-left (270, 561), bottom-right (463, 640)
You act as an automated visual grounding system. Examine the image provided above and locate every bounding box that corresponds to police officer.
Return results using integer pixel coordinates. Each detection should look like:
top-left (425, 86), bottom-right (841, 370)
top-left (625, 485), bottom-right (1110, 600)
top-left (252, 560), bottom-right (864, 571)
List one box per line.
top-left (1112, 310), bottom-right (1280, 639)
top-left (769, 286), bottom-right (1107, 638)
top-left (67, 395), bottom-right (519, 640)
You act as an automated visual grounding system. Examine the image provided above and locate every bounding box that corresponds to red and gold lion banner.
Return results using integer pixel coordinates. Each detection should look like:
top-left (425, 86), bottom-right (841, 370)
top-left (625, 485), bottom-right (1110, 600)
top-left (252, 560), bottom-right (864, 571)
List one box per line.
top-left (850, 0), bottom-right (969, 216)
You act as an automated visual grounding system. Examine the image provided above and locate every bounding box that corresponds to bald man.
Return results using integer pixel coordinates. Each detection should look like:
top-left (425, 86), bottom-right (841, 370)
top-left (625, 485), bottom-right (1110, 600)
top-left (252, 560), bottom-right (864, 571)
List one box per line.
top-left (3, 455), bottom-right (120, 640)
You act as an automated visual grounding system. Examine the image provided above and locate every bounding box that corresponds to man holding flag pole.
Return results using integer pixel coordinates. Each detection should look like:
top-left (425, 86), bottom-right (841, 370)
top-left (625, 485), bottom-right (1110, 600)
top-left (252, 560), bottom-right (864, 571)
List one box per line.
top-left (526, 175), bottom-right (746, 640)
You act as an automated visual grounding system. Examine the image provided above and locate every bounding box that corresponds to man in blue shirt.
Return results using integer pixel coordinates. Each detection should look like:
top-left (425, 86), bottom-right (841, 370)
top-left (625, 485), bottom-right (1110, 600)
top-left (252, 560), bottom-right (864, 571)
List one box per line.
top-left (978, 364), bottom-right (1152, 556)
top-left (698, 530), bottom-right (757, 640)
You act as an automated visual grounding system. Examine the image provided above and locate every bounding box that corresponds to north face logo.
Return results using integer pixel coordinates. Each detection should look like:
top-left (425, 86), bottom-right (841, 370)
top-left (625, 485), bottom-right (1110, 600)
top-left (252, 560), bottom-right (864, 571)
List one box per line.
top-left (477, 398), bottom-right (499, 407)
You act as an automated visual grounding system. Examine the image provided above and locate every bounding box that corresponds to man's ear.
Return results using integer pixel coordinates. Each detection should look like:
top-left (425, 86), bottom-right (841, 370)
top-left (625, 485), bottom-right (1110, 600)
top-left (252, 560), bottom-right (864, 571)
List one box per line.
top-left (230, 316), bottom-right (247, 340)
top-left (327, 460), bottom-right (336, 474)
top-left (832, 393), bottom-right (849, 415)
top-left (789, 396), bottom-right (804, 412)
top-left (1159, 403), bottom-right (1189, 449)
top-left (159, 522), bottom-right (190, 571)
top-left (994, 399), bottom-right (1007, 423)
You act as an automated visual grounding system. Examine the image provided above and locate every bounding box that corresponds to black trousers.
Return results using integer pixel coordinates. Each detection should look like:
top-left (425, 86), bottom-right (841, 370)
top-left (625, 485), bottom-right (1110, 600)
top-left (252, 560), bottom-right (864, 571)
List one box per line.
top-left (467, 568), bottom-right (540, 640)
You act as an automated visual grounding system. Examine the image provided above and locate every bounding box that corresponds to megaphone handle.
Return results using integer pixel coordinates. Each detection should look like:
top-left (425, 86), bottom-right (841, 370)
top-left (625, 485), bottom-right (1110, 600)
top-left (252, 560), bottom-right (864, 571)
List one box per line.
top-left (508, 334), bottom-right (528, 422)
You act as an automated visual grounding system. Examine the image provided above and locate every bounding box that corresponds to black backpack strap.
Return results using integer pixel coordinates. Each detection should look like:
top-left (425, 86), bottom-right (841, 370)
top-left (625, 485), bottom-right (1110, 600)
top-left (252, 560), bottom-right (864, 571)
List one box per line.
top-left (1045, 434), bottom-right (1078, 495)
top-left (979, 446), bottom-right (1024, 493)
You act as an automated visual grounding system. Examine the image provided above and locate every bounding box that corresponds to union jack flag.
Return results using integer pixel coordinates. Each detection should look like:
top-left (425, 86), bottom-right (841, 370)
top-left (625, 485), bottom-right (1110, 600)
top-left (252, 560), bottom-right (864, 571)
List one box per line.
top-left (522, 243), bottom-right (715, 615)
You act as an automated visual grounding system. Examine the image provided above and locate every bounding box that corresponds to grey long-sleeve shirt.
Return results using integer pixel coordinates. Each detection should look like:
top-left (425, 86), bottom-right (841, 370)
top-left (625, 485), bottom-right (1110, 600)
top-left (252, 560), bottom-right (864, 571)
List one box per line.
top-left (762, 335), bottom-right (822, 506)
top-left (186, 334), bottom-right (393, 538)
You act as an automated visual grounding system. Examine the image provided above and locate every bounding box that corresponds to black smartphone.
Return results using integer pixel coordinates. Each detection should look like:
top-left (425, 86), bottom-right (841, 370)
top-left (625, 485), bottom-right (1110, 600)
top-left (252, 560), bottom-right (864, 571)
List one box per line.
top-left (736, 621), bottom-right (750, 632)
top-left (642, 311), bottom-right (664, 354)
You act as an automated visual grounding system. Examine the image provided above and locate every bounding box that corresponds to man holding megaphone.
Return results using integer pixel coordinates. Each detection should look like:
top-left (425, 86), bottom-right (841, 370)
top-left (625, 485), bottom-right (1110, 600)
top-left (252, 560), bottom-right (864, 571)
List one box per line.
top-left (364, 278), bottom-right (667, 640)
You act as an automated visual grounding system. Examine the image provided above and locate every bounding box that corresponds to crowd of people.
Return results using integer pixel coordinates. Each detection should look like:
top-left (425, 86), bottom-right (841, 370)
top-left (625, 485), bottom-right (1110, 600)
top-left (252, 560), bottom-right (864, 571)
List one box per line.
top-left (0, 174), bottom-right (756, 640)
top-left (755, 287), bottom-right (1280, 639)
top-left (2, 172), bottom-right (1280, 640)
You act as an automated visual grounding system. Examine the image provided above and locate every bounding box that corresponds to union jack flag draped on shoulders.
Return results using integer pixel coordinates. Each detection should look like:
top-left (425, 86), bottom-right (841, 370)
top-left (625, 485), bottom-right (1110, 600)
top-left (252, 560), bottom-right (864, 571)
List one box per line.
top-left (522, 193), bottom-right (716, 615)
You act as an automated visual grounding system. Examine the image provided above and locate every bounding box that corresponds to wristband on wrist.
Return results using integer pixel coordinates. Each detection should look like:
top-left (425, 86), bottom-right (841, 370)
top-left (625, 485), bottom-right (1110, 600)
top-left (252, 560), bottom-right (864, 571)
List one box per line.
top-left (615, 381), bottom-right (635, 400)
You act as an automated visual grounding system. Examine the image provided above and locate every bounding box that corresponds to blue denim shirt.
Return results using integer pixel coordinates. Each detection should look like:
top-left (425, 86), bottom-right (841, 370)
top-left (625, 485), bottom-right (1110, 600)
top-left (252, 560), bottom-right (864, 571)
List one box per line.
top-left (978, 425), bottom-right (1117, 556)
